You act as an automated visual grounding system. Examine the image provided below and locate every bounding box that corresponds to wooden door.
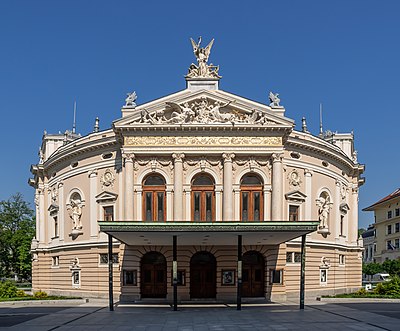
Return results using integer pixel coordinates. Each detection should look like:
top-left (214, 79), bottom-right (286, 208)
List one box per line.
top-left (141, 252), bottom-right (167, 298)
top-left (242, 251), bottom-right (265, 297)
top-left (190, 252), bottom-right (216, 298)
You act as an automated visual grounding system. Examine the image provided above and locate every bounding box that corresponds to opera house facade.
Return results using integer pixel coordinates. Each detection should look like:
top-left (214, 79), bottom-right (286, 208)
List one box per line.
top-left (29, 39), bottom-right (365, 303)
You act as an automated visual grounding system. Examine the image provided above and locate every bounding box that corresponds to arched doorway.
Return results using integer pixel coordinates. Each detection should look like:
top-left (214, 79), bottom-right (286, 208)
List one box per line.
top-left (141, 252), bottom-right (167, 298)
top-left (191, 174), bottom-right (215, 222)
top-left (190, 251), bottom-right (216, 298)
top-left (242, 251), bottom-right (265, 297)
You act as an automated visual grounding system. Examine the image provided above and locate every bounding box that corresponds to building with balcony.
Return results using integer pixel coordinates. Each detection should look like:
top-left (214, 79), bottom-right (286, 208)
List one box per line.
top-left (29, 39), bottom-right (365, 303)
top-left (363, 188), bottom-right (400, 262)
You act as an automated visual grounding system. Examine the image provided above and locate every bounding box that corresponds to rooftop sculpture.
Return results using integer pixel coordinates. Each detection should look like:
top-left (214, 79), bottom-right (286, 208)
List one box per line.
top-left (187, 37), bottom-right (221, 79)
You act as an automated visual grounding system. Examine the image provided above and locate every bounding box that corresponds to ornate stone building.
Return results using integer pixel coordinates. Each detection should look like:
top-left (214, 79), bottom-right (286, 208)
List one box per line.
top-left (29, 39), bottom-right (365, 303)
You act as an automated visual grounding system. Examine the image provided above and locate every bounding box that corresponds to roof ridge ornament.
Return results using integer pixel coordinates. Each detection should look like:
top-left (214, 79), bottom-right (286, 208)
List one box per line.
top-left (186, 37), bottom-right (221, 79)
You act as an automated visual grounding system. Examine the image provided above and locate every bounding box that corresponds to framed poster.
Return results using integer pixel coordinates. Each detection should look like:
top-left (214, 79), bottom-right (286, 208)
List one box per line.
top-left (221, 270), bottom-right (235, 285)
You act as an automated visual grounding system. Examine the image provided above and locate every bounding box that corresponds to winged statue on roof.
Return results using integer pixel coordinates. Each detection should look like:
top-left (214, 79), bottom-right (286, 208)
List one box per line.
top-left (187, 37), bottom-right (221, 79)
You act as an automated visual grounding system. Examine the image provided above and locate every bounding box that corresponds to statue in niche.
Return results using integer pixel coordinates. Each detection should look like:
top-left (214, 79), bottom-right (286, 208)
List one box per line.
top-left (187, 37), bottom-right (221, 78)
top-left (316, 195), bottom-right (331, 230)
top-left (125, 91), bottom-right (137, 107)
top-left (68, 199), bottom-right (82, 230)
top-left (269, 91), bottom-right (281, 107)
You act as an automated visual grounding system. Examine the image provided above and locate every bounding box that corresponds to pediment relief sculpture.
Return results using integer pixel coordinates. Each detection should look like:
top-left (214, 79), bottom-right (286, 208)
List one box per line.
top-left (131, 97), bottom-right (278, 126)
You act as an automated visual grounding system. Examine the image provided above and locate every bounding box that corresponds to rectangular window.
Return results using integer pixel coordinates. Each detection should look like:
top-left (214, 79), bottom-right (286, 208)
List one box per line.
top-left (396, 208), bottom-right (400, 217)
top-left (396, 223), bottom-right (399, 233)
top-left (269, 269), bottom-right (283, 284)
top-left (145, 193), bottom-right (153, 221)
top-left (52, 256), bottom-right (59, 267)
top-left (194, 192), bottom-right (200, 221)
top-left (123, 270), bottom-right (137, 286)
top-left (253, 192), bottom-right (260, 221)
top-left (99, 253), bottom-right (119, 265)
top-left (54, 216), bottom-right (59, 238)
top-left (289, 205), bottom-right (299, 222)
top-left (294, 252), bottom-right (302, 263)
top-left (157, 192), bottom-right (164, 221)
top-left (387, 240), bottom-right (393, 250)
top-left (340, 215), bottom-right (344, 236)
top-left (72, 270), bottom-right (80, 287)
top-left (320, 269), bottom-right (328, 285)
top-left (103, 206), bottom-right (114, 222)
top-left (395, 239), bottom-right (400, 249)
top-left (242, 192), bottom-right (249, 221)
top-left (286, 252), bottom-right (292, 263)
top-left (388, 211), bottom-right (392, 219)
top-left (374, 243), bottom-right (377, 252)
top-left (387, 224), bottom-right (392, 235)
top-left (339, 254), bottom-right (345, 265)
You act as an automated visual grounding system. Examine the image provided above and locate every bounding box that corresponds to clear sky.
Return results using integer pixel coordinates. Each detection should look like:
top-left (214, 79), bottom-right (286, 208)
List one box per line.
top-left (0, 0), bottom-right (399, 229)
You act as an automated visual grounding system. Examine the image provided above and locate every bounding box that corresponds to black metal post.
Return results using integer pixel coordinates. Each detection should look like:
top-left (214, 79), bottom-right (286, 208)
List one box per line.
top-left (237, 234), bottom-right (242, 311)
top-left (173, 235), bottom-right (178, 311)
top-left (300, 234), bottom-right (306, 310)
top-left (108, 234), bottom-right (114, 311)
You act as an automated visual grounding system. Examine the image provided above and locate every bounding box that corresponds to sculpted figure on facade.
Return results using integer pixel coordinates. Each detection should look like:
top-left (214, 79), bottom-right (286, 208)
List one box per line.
top-left (288, 169), bottom-right (301, 187)
top-left (187, 37), bottom-right (221, 79)
top-left (269, 91), bottom-right (281, 107)
top-left (316, 194), bottom-right (331, 230)
top-left (100, 169), bottom-right (115, 189)
top-left (125, 91), bottom-right (137, 107)
top-left (68, 199), bottom-right (83, 230)
top-left (166, 102), bottom-right (195, 124)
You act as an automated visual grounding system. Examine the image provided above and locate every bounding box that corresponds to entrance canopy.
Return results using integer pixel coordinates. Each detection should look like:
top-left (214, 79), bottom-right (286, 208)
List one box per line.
top-left (98, 221), bottom-right (319, 246)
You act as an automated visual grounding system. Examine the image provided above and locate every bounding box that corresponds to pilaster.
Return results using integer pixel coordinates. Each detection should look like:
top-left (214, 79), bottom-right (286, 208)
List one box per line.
top-left (172, 153), bottom-right (185, 221)
top-left (304, 169), bottom-right (313, 221)
top-left (271, 153), bottom-right (283, 221)
top-left (222, 153), bottom-right (235, 221)
top-left (89, 169), bottom-right (98, 238)
top-left (58, 182), bottom-right (64, 242)
top-left (123, 153), bottom-right (134, 221)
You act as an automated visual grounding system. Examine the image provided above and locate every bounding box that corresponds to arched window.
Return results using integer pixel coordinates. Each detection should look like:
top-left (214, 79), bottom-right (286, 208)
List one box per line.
top-left (240, 174), bottom-right (263, 221)
top-left (142, 174), bottom-right (166, 222)
top-left (191, 174), bottom-right (215, 222)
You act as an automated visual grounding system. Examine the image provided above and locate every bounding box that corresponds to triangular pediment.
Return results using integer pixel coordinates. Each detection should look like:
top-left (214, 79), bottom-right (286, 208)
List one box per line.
top-left (339, 202), bottom-right (350, 214)
top-left (114, 89), bottom-right (294, 129)
top-left (48, 203), bottom-right (59, 216)
top-left (95, 191), bottom-right (118, 203)
top-left (285, 190), bottom-right (307, 202)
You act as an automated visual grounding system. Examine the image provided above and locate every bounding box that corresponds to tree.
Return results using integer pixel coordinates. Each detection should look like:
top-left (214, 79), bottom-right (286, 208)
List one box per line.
top-left (382, 259), bottom-right (400, 277)
top-left (358, 228), bottom-right (367, 237)
top-left (362, 262), bottom-right (383, 276)
top-left (0, 193), bottom-right (35, 280)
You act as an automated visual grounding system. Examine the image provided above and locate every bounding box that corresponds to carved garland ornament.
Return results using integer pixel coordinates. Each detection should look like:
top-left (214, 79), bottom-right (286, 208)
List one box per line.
top-left (124, 136), bottom-right (282, 147)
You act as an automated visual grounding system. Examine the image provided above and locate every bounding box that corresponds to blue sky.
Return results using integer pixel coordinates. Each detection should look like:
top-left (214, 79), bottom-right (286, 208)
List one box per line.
top-left (0, 1), bottom-right (399, 229)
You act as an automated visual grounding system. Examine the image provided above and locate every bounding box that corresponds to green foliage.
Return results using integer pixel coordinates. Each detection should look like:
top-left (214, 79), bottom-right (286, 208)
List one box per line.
top-left (0, 193), bottom-right (35, 280)
top-left (355, 288), bottom-right (368, 296)
top-left (362, 262), bottom-right (383, 276)
top-left (0, 281), bottom-right (18, 298)
top-left (373, 276), bottom-right (400, 296)
top-left (358, 228), bottom-right (366, 236)
top-left (16, 289), bottom-right (27, 297)
top-left (382, 260), bottom-right (400, 277)
top-left (33, 290), bottom-right (48, 298)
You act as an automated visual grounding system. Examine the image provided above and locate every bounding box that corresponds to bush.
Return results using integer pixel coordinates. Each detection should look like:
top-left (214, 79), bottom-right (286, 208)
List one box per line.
top-left (355, 288), bottom-right (368, 296)
top-left (16, 290), bottom-right (26, 297)
top-left (33, 290), bottom-right (48, 298)
top-left (0, 281), bottom-right (18, 298)
top-left (373, 276), bottom-right (400, 296)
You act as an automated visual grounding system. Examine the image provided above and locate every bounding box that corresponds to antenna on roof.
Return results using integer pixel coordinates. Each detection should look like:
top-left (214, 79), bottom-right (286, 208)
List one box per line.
top-left (319, 103), bottom-right (323, 137)
top-left (72, 100), bottom-right (77, 134)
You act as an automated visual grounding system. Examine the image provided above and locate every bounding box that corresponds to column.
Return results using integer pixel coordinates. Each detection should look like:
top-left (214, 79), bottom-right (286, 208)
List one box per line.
top-left (271, 153), bottom-right (283, 221)
top-left (350, 187), bottom-right (359, 244)
top-left (335, 180), bottom-right (341, 238)
top-left (172, 153), bottom-right (185, 221)
top-left (108, 234), bottom-right (114, 311)
top-left (38, 185), bottom-right (45, 243)
top-left (173, 235), bottom-right (178, 311)
top-left (58, 182), bottom-right (64, 242)
top-left (135, 188), bottom-right (143, 221)
top-left (123, 153), bottom-right (134, 221)
top-left (223, 153), bottom-right (235, 221)
top-left (300, 234), bottom-right (306, 309)
top-left (89, 169), bottom-right (98, 238)
top-left (304, 169), bottom-right (313, 221)
top-left (237, 235), bottom-right (242, 310)
top-left (264, 186), bottom-right (272, 221)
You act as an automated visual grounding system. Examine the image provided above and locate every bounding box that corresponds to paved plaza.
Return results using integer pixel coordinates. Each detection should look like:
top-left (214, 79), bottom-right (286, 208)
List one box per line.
top-left (0, 299), bottom-right (399, 331)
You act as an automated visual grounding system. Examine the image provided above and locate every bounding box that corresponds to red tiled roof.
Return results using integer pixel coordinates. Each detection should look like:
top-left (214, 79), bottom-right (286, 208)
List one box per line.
top-left (363, 188), bottom-right (400, 211)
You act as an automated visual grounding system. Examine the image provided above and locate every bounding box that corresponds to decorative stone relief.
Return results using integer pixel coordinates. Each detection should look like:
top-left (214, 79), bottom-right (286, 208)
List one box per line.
top-left (288, 169), bottom-right (301, 188)
top-left (186, 37), bottom-right (221, 79)
top-left (51, 186), bottom-right (58, 202)
top-left (70, 257), bottom-right (80, 270)
top-left (130, 96), bottom-right (278, 126)
top-left (319, 256), bottom-right (331, 269)
top-left (100, 169), bottom-right (115, 189)
top-left (340, 184), bottom-right (347, 200)
top-left (124, 91), bottom-right (137, 107)
top-left (125, 136), bottom-right (282, 147)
